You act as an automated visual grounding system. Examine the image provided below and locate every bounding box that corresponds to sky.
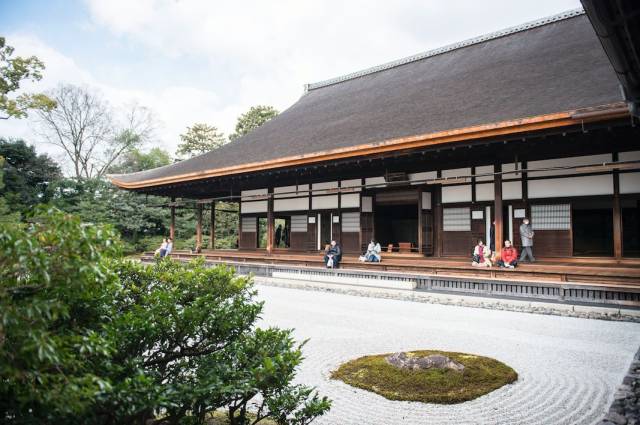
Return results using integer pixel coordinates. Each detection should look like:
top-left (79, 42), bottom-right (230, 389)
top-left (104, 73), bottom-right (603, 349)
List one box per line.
top-left (1, 0), bottom-right (582, 165)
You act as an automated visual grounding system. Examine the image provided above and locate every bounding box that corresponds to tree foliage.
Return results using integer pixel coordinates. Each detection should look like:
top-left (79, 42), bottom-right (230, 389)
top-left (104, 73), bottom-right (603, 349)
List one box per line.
top-left (107, 147), bottom-right (171, 174)
top-left (0, 37), bottom-right (56, 120)
top-left (0, 210), bottom-right (330, 424)
top-left (35, 85), bottom-right (156, 179)
top-left (229, 106), bottom-right (279, 142)
top-left (0, 138), bottom-right (62, 214)
top-left (177, 123), bottom-right (226, 158)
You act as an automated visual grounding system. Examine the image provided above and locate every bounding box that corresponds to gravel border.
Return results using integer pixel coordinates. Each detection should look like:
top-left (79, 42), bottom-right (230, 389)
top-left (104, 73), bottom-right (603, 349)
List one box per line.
top-left (253, 276), bottom-right (640, 323)
top-left (601, 346), bottom-right (640, 425)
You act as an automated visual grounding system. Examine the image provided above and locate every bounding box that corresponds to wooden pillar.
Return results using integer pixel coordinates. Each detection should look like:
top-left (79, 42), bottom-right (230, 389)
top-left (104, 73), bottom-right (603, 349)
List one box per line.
top-left (169, 197), bottom-right (176, 241)
top-left (434, 185), bottom-right (443, 257)
top-left (210, 201), bottom-right (216, 250)
top-left (267, 188), bottom-right (274, 254)
top-left (196, 203), bottom-right (203, 250)
top-left (613, 153), bottom-right (623, 259)
top-left (494, 164), bottom-right (503, 255)
top-left (417, 187), bottom-right (424, 254)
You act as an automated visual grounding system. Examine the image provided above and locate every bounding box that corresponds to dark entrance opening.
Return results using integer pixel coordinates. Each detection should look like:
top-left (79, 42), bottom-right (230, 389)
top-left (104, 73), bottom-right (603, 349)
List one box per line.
top-left (572, 201), bottom-right (613, 256)
top-left (374, 204), bottom-right (418, 251)
top-left (622, 199), bottom-right (640, 257)
top-left (274, 216), bottom-right (291, 248)
top-left (319, 213), bottom-right (331, 249)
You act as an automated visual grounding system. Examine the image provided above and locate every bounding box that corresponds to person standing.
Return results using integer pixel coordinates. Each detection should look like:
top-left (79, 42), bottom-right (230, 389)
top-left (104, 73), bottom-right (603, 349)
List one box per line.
top-left (519, 218), bottom-right (535, 262)
top-left (275, 224), bottom-right (282, 248)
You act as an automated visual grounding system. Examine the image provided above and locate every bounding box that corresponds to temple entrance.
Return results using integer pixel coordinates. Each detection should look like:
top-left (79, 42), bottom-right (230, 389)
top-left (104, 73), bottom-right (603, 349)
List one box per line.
top-left (273, 217), bottom-right (291, 248)
top-left (572, 200), bottom-right (613, 257)
top-left (318, 213), bottom-right (332, 250)
top-left (374, 203), bottom-right (418, 252)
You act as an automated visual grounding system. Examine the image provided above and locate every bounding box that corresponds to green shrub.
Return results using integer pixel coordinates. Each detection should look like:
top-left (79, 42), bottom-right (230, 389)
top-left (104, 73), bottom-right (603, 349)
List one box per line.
top-left (0, 208), bottom-right (330, 424)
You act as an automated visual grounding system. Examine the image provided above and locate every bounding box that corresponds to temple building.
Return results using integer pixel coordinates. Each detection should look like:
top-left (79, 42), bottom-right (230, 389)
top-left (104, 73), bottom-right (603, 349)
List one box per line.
top-left (111, 7), bottom-right (640, 263)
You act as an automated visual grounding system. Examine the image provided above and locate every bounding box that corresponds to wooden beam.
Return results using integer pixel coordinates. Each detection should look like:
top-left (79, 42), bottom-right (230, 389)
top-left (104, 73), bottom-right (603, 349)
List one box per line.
top-left (417, 187), bottom-right (423, 254)
top-left (210, 201), bottom-right (216, 249)
top-left (494, 164), bottom-right (503, 255)
top-left (196, 203), bottom-right (203, 251)
top-left (434, 184), bottom-right (443, 257)
top-left (169, 197), bottom-right (175, 240)
top-left (267, 189), bottom-right (274, 254)
top-left (613, 152), bottom-right (623, 259)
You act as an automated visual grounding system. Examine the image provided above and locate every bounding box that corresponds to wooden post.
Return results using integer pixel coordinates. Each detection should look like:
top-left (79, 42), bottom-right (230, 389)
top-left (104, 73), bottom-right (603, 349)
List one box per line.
top-left (613, 153), bottom-right (623, 259)
top-left (196, 203), bottom-right (203, 250)
top-left (417, 187), bottom-right (424, 254)
top-left (494, 164), bottom-right (503, 255)
top-left (210, 201), bottom-right (216, 250)
top-left (267, 188), bottom-right (274, 254)
top-left (434, 185), bottom-right (443, 257)
top-left (169, 197), bottom-right (176, 241)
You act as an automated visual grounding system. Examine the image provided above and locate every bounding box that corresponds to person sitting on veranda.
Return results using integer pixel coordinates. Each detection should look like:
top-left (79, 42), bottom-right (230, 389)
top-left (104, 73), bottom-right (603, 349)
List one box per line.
top-left (156, 238), bottom-right (167, 257)
top-left (324, 240), bottom-right (342, 268)
top-left (497, 240), bottom-right (518, 268)
top-left (471, 239), bottom-right (492, 267)
top-left (365, 239), bottom-right (382, 262)
top-left (162, 238), bottom-right (173, 258)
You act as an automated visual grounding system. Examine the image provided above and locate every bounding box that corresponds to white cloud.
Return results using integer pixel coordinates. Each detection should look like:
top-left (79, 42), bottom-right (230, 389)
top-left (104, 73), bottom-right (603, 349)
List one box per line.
top-left (2, 0), bottom-right (582, 171)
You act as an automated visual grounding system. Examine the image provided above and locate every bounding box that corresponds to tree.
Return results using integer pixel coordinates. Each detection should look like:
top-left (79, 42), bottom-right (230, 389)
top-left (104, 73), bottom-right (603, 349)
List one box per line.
top-left (0, 210), bottom-right (330, 424)
top-left (0, 208), bottom-right (122, 422)
top-left (0, 37), bottom-right (56, 120)
top-left (0, 156), bottom-right (19, 223)
top-left (0, 138), bottom-right (62, 214)
top-left (176, 123), bottom-right (226, 158)
top-left (35, 84), bottom-right (156, 179)
top-left (107, 147), bottom-right (171, 174)
top-left (229, 105), bottom-right (279, 142)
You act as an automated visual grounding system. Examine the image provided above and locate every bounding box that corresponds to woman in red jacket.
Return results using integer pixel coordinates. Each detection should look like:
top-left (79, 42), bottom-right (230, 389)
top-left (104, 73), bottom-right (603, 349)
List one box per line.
top-left (498, 240), bottom-right (518, 268)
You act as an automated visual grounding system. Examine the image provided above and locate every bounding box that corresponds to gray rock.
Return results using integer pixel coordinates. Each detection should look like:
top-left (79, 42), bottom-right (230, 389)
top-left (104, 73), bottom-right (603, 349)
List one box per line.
top-left (605, 412), bottom-right (628, 425)
top-left (385, 352), bottom-right (465, 372)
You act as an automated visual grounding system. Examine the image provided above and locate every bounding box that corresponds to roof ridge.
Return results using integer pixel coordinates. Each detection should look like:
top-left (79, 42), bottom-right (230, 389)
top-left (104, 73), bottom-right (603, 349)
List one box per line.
top-left (304, 8), bottom-right (585, 92)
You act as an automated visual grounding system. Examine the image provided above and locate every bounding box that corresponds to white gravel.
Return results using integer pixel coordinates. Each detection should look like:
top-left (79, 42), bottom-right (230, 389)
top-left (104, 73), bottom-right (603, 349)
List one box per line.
top-left (255, 284), bottom-right (640, 425)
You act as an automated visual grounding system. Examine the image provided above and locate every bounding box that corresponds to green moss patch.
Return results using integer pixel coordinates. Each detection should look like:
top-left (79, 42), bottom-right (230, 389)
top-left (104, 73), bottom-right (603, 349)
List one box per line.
top-left (331, 350), bottom-right (517, 404)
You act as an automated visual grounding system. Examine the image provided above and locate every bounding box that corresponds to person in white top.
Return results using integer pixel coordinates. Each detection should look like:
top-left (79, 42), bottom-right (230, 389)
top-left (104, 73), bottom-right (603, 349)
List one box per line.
top-left (365, 239), bottom-right (382, 262)
top-left (163, 238), bottom-right (173, 258)
top-left (156, 238), bottom-right (167, 257)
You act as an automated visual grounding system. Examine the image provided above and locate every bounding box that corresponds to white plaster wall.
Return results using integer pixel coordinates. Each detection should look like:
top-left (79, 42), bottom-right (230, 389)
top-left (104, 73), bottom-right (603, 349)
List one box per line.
top-left (503, 180), bottom-right (523, 200)
top-left (528, 154), bottom-right (612, 177)
top-left (619, 151), bottom-right (640, 161)
top-left (475, 165), bottom-right (494, 182)
top-left (620, 172), bottom-right (640, 194)
top-left (409, 171), bottom-right (437, 184)
top-left (341, 193), bottom-right (360, 208)
top-left (422, 192), bottom-right (432, 210)
top-left (241, 201), bottom-right (268, 214)
top-left (365, 176), bottom-right (387, 188)
top-left (341, 179), bottom-right (362, 191)
top-left (442, 185), bottom-right (472, 203)
top-left (312, 195), bottom-right (339, 210)
top-left (274, 197), bottom-right (309, 212)
top-left (528, 174), bottom-right (613, 198)
top-left (442, 167), bottom-right (471, 178)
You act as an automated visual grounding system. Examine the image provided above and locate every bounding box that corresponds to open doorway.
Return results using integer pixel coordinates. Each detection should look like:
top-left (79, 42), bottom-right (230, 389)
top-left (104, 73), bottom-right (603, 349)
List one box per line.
top-left (318, 213), bottom-right (332, 250)
top-left (374, 204), bottom-right (418, 251)
top-left (572, 200), bottom-right (613, 256)
top-left (273, 217), bottom-right (291, 248)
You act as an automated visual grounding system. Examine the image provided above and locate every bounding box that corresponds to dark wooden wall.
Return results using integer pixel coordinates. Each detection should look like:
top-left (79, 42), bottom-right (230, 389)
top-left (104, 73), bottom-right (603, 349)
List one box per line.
top-left (240, 232), bottom-right (256, 249)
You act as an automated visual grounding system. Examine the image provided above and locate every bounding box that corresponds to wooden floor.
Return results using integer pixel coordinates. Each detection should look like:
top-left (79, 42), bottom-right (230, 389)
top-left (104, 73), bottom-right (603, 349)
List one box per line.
top-left (147, 249), bottom-right (640, 288)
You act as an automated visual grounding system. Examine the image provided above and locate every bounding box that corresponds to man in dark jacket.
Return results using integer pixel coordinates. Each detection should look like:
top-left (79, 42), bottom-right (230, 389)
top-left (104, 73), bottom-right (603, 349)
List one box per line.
top-left (519, 218), bottom-right (535, 262)
top-left (324, 240), bottom-right (342, 268)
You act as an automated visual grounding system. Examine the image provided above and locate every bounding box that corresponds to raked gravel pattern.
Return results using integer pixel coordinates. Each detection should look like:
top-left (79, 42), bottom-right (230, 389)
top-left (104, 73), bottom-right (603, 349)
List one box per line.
top-left (255, 284), bottom-right (640, 425)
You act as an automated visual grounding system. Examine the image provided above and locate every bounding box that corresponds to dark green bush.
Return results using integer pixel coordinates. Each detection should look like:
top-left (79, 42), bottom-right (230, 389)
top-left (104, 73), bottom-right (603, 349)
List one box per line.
top-left (0, 208), bottom-right (330, 425)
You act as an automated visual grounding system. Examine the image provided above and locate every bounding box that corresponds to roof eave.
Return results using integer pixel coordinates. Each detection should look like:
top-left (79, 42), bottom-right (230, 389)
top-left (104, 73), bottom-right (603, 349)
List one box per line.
top-left (109, 102), bottom-right (629, 190)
